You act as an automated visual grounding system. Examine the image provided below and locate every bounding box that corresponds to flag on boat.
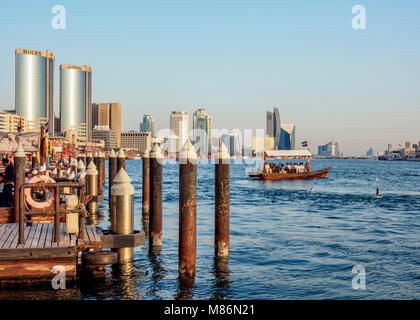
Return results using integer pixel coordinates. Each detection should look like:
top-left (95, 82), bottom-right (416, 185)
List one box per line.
top-left (301, 141), bottom-right (308, 147)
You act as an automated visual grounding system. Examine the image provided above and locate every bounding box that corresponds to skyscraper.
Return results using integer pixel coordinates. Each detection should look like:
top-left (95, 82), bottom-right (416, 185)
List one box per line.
top-left (266, 107), bottom-right (281, 149)
top-left (140, 115), bottom-right (155, 137)
top-left (92, 102), bottom-right (121, 147)
top-left (193, 109), bottom-right (212, 156)
top-left (92, 103), bottom-right (110, 127)
top-left (15, 48), bottom-right (55, 135)
top-left (109, 103), bottom-right (121, 148)
top-left (170, 111), bottom-right (189, 153)
top-left (60, 64), bottom-right (92, 141)
top-left (278, 124), bottom-right (296, 150)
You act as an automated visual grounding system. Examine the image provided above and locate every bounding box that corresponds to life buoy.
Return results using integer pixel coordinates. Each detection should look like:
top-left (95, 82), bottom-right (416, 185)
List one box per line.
top-left (24, 175), bottom-right (56, 209)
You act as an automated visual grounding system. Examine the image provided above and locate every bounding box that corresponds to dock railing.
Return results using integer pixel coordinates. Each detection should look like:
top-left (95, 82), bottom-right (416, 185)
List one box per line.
top-left (18, 182), bottom-right (87, 245)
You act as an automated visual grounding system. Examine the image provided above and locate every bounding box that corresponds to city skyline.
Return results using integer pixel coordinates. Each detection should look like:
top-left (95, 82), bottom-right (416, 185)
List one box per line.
top-left (0, 1), bottom-right (419, 155)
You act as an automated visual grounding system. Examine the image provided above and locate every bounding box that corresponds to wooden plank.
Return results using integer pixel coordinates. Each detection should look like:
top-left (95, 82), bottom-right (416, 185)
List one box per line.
top-left (29, 223), bottom-right (43, 248)
top-left (1, 225), bottom-right (18, 249)
top-left (0, 247), bottom-right (76, 261)
top-left (51, 223), bottom-right (59, 247)
top-left (23, 224), bottom-right (38, 249)
top-left (90, 226), bottom-right (101, 243)
top-left (43, 223), bottom-right (53, 249)
top-left (17, 225), bottom-right (32, 249)
top-left (85, 225), bottom-right (95, 243)
top-left (37, 224), bottom-right (48, 248)
top-left (9, 225), bottom-right (29, 249)
top-left (6, 224), bottom-right (21, 249)
top-left (101, 231), bottom-right (145, 249)
top-left (0, 224), bottom-right (18, 249)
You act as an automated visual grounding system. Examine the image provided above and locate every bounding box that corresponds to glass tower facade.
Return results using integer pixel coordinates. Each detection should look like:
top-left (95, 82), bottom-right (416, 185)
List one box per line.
top-left (60, 65), bottom-right (92, 140)
top-left (15, 48), bottom-right (55, 134)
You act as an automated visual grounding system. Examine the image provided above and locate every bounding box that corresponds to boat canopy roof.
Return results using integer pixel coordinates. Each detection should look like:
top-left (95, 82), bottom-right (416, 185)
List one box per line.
top-left (264, 150), bottom-right (312, 159)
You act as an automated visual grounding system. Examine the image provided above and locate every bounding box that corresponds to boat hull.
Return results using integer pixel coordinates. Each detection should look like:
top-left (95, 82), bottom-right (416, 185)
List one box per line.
top-left (249, 167), bottom-right (331, 180)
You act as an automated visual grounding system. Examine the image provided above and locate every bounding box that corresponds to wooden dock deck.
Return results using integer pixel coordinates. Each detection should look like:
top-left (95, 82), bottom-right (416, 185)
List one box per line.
top-left (0, 223), bottom-right (103, 282)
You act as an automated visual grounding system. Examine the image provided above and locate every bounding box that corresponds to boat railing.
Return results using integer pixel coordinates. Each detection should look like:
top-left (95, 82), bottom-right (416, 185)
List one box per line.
top-left (18, 182), bottom-right (87, 245)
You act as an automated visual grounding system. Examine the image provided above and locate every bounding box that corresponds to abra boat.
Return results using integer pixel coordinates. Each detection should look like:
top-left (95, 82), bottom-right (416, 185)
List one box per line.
top-left (248, 150), bottom-right (331, 180)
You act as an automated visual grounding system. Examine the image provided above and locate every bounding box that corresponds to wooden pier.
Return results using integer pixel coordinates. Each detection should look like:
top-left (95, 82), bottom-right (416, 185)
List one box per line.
top-left (0, 223), bottom-right (102, 283)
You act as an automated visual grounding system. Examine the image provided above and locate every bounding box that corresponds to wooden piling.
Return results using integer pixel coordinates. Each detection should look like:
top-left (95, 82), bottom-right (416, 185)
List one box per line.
top-left (215, 140), bottom-right (230, 258)
top-left (97, 152), bottom-right (105, 195)
top-left (149, 144), bottom-right (163, 249)
top-left (13, 144), bottom-right (26, 223)
top-left (111, 168), bottom-right (135, 263)
top-left (142, 148), bottom-right (150, 235)
top-left (178, 140), bottom-right (197, 277)
top-left (109, 150), bottom-right (117, 210)
top-left (117, 149), bottom-right (126, 172)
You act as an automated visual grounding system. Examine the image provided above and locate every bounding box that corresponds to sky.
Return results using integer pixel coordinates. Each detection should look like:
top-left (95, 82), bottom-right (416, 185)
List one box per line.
top-left (0, 0), bottom-right (419, 155)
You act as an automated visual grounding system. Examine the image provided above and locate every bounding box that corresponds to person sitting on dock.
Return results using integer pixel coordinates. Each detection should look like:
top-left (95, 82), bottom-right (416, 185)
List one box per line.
top-left (1, 158), bottom-right (14, 207)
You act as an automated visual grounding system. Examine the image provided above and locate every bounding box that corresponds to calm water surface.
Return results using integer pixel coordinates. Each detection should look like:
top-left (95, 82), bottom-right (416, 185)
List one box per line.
top-left (1, 159), bottom-right (419, 299)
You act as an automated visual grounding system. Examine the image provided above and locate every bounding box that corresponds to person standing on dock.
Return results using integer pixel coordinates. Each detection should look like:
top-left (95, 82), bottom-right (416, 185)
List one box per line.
top-left (2, 158), bottom-right (14, 207)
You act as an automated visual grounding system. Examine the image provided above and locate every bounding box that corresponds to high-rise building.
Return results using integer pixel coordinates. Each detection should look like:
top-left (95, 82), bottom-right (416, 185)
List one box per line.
top-left (140, 115), bottom-right (155, 136)
top-left (193, 109), bottom-right (212, 156)
top-left (92, 103), bottom-right (110, 127)
top-left (15, 48), bottom-right (55, 135)
top-left (221, 133), bottom-right (241, 157)
top-left (266, 108), bottom-right (281, 149)
top-left (0, 112), bottom-right (27, 132)
top-left (109, 103), bottom-right (121, 148)
top-left (318, 140), bottom-right (340, 157)
top-left (92, 102), bottom-right (121, 147)
top-left (92, 125), bottom-right (118, 149)
top-left (121, 131), bottom-right (151, 154)
top-left (278, 124), bottom-right (296, 150)
top-left (60, 65), bottom-right (92, 141)
top-left (170, 111), bottom-right (189, 153)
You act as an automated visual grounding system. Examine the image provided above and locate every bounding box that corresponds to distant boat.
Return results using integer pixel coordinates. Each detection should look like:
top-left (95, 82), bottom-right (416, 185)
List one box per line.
top-left (248, 150), bottom-right (331, 180)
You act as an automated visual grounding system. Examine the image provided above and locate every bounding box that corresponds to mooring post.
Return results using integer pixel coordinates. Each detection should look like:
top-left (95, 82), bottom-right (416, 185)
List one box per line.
top-left (215, 140), bottom-right (230, 258)
top-left (109, 150), bottom-right (117, 212)
top-left (77, 159), bottom-right (85, 173)
top-left (93, 151), bottom-right (98, 168)
top-left (86, 161), bottom-right (98, 216)
top-left (111, 168), bottom-right (135, 263)
top-left (71, 158), bottom-right (78, 173)
top-left (149, 144), bottom-right (163, 249)
top-left (142, 148), bottom-right (150, 235)
top-left (14, 143), bottom-right (26, 223)
top-left (86, 153), bottom-right (93, 166)
top-left (117, 149), bottom-right (126, 172)
top-left (178, 140), bottom-right (198, 277)
top-left (97, 152), bottom-right (105, 195)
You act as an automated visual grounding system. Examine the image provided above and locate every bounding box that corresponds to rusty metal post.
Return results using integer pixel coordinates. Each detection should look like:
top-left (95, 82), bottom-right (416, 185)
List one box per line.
top-left (86, 161), bottom-right (98, 215)
top-left (54, 185), bottom-right (60, 243)
top-left (109, 150), bottom-right (117, 213)
top-left (97, 152), bottom-right (105, 195)
top-left (178, 140), bottom-right (197, 277)
top-left (111, 168), bottom-right (135, 263)
top-left (215, 140), bottom-right (230, 258)
top-left (40, 125), bottom-right (45, 166)
top-left (18, 185), bottom-right (25, 244)
top-left (149, 144), bottom-right (163, 249)
top-left (117, 149), bottom-right (126, 172)
top-left (14, 143), bottom-right (26, 223)
top-left (142, 148), bottom-right (150, 235)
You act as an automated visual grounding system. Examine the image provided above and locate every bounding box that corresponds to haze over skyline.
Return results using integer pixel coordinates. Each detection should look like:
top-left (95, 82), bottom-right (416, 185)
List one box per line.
top-left (0, 0), bottom-right (419, 155)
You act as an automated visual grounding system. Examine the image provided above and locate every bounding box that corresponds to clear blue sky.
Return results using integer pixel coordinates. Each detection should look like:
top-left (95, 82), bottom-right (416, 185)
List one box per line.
top-left (0, 0), bottom-right (419, 155)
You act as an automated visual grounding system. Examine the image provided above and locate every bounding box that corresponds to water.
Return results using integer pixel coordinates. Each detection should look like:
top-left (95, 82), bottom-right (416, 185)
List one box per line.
top-left (1, 159), bottom-right (419, 299)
